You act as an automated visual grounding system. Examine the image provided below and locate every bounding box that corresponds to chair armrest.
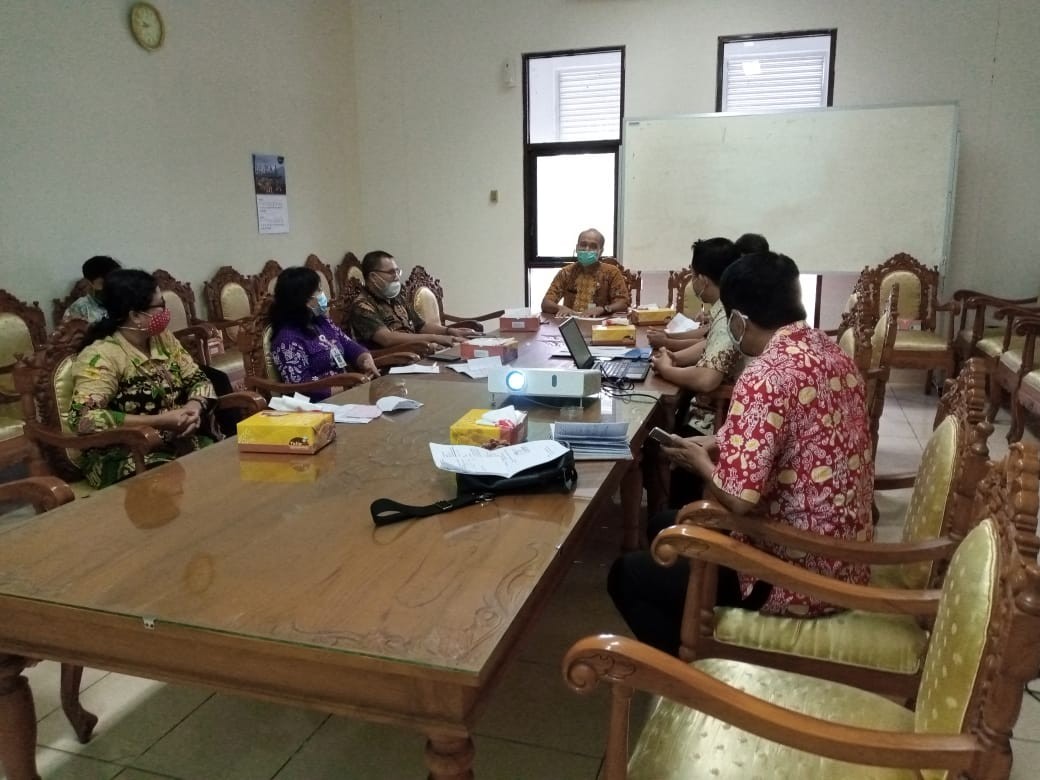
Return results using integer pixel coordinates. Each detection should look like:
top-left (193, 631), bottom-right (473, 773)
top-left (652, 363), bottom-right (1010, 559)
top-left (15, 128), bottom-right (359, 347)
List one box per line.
top-left (952, 289), bottom-right (1038, 306)
top-left (874, 472), bottom-right (918, 490)
top-left (563, 635), bottom-right (980, 772)
top-left (214, 391), bottom-right (266, 415)
top-left (174, 324), bottom-right (218, 367)
top-left (245, 373), bottom-right (369, 398)
top-left (444, 309), bottom-right (505, 324)
top-left (652, 523), bottom-right (941, 615)
top-left (373, 351), bottom-right (421, 369)
top-left (0, 476), bottom-right (75, 511)
top-left (675, 500), bottom-right (953, 564)
top-left (369, 341), bottom-right (431, 358)
top-left (23, 419), bottom-right (164, 474)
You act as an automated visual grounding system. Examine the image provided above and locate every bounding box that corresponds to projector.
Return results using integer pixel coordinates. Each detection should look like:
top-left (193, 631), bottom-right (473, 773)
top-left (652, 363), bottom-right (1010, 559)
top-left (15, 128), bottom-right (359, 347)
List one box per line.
top-left (488, 366), bottom-right (601, 398)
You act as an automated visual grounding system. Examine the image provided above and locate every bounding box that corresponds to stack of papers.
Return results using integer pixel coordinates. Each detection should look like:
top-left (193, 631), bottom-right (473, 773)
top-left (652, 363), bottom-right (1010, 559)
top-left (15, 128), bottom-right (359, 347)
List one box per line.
top-left (388, 363), bottom-right (440, 375)
top-left (430, 440), bottom-right (569, 477)
top-left (665, 312), bottom-right (701, 334)
top-left (269, 393), bottom-right (382, 424)
top-left (447, 355), bottom-right (502, 379)
top-left (551, 421), bottom-right (631, 461)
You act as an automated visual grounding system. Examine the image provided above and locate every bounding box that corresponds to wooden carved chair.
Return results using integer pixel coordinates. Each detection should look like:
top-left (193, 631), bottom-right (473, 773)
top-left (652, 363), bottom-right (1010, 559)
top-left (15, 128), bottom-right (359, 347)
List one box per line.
top-left (203, 265), bottom-right (260, 338)
top-left (402, 265), bottom-right (504, 333)
top-left (0, 476), bottom-right (98, 743)
top-left (663, 358), bottom-right (997, 699)
top-left (304, 254), bottom-right (335, 299)
top-left (256, 259), bottom-right (283, 299)
top-left (666, 268), bottom-right (705, 321)
top-left (13, 319), bottom-right (265, 489)
top-left (0, 290), bottom-right (48, 469)
top-left (565, 456), bottom-right (1040, 780)
top-left (153, 268), bottom-right (245, 389)
top-left (951, 288), bottom-right (1038, 372)
top-left (334, 251), bottom-right (364, 295)
top-left (985, 304), bottom-right (1040, 432)
top-left (235, 299), bottom-right (421, 400)
top-left (855, 253), bottom-right (959, 393)
top-left (1004, 314), bottom-right (1040, 442)
top-left (51, 278), bottom-right (94, 324)
top-left (600, 256), bottom-right (641, 308)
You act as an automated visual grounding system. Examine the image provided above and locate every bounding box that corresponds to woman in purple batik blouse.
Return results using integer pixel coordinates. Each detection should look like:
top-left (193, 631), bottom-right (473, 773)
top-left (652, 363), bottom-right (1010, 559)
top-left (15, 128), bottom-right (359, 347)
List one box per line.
top-left (269, 267), bottom-right (379, 399)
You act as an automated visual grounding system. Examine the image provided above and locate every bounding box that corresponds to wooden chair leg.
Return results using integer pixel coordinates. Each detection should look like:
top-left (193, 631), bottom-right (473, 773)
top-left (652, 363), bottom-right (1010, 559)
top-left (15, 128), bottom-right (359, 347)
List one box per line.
top-left (925, 369), bottom-right (934, 395)
top-left (59, 664), bottom-right (98, 744)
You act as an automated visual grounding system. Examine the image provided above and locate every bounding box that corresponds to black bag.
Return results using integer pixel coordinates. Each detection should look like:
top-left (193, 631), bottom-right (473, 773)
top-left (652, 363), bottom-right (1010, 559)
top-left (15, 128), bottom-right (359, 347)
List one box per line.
top-left (370, 450), bottom-right (578, 527)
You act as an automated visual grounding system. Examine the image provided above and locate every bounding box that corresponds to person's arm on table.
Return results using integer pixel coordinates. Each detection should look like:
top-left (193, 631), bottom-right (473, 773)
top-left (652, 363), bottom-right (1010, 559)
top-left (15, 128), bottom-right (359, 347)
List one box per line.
top-left (541, 268), bottom-right (576, 317)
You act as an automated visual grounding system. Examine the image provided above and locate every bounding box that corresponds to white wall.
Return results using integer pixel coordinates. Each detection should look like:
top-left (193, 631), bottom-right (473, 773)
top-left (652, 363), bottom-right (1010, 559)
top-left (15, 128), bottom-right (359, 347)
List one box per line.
top-left (350, 0), bottom-right (1040, 314)
top-left (0, 0), bottom-right (360, 324)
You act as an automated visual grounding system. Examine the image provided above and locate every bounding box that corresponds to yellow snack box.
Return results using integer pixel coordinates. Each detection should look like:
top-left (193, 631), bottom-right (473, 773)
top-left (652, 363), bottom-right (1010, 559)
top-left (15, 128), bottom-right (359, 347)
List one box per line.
top-left (591, 323), bottom-right (637, 345)
top-left (628, 306), bottom-right (676, 326)
top-left (449, 408), bottom-right (528, 447)
top-left (237, 410), bottom-right (335, 455)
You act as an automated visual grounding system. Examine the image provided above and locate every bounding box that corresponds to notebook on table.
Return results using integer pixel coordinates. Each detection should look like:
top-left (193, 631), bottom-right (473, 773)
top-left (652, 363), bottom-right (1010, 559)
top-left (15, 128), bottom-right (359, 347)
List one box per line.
top-left (558, 317), bottom-right (650, 382)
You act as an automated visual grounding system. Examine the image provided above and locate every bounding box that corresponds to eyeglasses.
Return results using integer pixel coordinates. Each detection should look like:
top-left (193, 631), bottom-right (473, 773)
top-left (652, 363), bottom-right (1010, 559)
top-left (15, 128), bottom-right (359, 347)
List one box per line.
top-left (373, 267), bottom-right (402, 278)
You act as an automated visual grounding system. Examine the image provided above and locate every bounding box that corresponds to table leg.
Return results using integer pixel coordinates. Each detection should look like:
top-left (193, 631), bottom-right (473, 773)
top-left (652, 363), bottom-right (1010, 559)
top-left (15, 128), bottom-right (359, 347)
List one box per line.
top-left (424, 733), bottom-right (475, 780)
top-left (620, 452), bottom-right (644, 552)
top-left (0, 654), bottom-right (40, 780)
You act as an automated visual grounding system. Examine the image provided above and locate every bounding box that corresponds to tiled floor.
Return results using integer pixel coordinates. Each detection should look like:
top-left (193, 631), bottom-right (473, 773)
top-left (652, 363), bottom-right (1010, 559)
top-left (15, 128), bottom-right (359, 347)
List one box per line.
top-left (5, 373), bottom-right (1040, 779)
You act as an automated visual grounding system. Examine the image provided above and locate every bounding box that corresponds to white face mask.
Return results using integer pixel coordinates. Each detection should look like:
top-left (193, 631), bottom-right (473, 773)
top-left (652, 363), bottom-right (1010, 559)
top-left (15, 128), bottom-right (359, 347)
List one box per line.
top-left (727, 309), bottom-right (754, 358)
top-left (381, 280), bottom-right (402, 300)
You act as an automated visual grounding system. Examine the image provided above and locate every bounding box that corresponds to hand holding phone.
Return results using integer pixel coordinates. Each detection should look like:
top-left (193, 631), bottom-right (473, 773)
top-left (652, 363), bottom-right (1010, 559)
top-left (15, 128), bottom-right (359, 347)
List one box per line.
top-left (649, 426), bottom-right (675, 446)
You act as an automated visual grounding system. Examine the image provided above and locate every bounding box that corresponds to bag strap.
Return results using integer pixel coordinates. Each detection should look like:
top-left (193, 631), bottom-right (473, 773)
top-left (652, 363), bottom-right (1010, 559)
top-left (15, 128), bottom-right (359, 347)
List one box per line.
top-left (370, 492), bottom-right (495, 527)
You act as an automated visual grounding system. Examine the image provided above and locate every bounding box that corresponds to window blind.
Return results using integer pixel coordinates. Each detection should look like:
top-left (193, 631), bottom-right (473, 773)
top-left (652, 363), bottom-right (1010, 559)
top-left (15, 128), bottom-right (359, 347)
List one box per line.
top-left (557, 66), bottom-right (621, 141)
top-left (723, 52), bottom-right (827, 112)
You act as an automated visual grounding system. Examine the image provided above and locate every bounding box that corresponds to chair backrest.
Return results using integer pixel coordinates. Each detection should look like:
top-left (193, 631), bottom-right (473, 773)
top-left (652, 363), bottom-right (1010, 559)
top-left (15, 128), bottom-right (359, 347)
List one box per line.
top-left (236, 298), bottom-right (278, 384)
top-left (256, 259), bottom-right (283, 298)
top-left (913, 445), bottom-right (1040, 780)
top-left (667, 268), bottom-right (703, 318)
top-left (13, 319), bottom-right (90, 481)
top-left (329, 277), bottom-right (365, 333)
top-left (334, 252), bottom-right (364, 295)
top-left (600, 257), bottom-right (641, 307)
top-left (51, 278), bottom-right (94, 323)
top-left (0, 290), bottom-right (47, 421)
top-left (304, 254), bottom-right (335, 299)
top-left (152, 269), bottom-right (199, 332)
top-left (203, 266), bottom-right (258, 344)
top-left (896, 359), bottom-right (992, 589)
top-left (404, 265), bottom-right (444, 326)
top-left (857, 252), bottom-right (941, 330)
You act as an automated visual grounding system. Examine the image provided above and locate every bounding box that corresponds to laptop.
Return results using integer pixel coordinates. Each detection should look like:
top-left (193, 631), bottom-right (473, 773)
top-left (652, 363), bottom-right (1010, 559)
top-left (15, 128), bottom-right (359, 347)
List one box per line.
top-left (558, 317), bottom-right (651, 382)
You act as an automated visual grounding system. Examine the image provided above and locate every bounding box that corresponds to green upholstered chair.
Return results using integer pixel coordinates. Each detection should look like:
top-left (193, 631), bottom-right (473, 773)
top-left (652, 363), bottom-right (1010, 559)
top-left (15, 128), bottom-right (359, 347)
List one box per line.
top-left (667, 268), bottom-right (706, 321)
top-left (0, 476), bottom-right (100, 743)
top-left (950, 289), bottom-right (1038, 373)
top-left (1007, 315), bottom-right (1040, 443)
top-left (668, 359), bottom-right (998, 699)
top-left (256, 259), bottom-right (283, 299)
top-left (856, 253), bottom-right (959, 394)
top-left (987, 305), bottom-right (1040, 437)
top-left (334, 251), bottom-right (364, 296)
top-left (403, 265), bottom-right (503, 333)
top-left (0, 290), bottom-right (48, 470)
top-left (565, 446), bottom-right (1040, 779)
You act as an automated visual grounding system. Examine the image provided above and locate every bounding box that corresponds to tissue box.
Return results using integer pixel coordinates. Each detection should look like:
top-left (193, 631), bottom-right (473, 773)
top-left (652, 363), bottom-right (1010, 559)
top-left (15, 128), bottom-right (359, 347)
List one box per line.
top-left (591, 323), bottom-right (637, 345)
top-left (239, 453), bottom-right (321, 482)
top-left (629, 306), bottom-right (676, 326)
top-left (499, 314), bottom-right (541, 332)
top-left (460, 337), bottom-right (519, 363)
top-left (237, 410), bottom-right (335, 455)
top-left (450, 409), bottom-right (528, 446)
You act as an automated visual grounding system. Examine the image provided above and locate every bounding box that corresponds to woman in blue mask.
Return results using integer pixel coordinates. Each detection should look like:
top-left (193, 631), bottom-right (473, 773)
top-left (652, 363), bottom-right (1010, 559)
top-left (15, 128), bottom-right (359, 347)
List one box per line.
top-left (270, 266), bottom-right (378, 399)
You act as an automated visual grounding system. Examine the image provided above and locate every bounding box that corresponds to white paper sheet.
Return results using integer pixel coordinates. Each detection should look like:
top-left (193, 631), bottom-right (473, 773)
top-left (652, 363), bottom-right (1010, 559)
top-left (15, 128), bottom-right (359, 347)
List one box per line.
top-left (447, 355), bottom-right (502, 379)
top-left (388, 363), bottom-right (440, 374)
top-left (375, 395), bottom-right (423, 412)
top-left (429, 440), bottom-right (569, 478)
top-left (268, 393), bottom-right (382, 424)
top-left (665, 312), bottom-right (701, 334)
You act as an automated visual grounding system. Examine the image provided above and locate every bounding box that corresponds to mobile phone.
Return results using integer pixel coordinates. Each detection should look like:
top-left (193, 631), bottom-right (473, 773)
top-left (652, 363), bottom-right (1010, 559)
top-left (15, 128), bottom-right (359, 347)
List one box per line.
top-left (649, 426), bottom-right (674, 445)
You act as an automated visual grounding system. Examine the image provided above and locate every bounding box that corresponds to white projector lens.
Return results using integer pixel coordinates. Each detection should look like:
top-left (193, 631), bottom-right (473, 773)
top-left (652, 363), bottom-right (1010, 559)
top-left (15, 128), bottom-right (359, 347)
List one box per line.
top-left (505, 370), bottom-right (526, 391)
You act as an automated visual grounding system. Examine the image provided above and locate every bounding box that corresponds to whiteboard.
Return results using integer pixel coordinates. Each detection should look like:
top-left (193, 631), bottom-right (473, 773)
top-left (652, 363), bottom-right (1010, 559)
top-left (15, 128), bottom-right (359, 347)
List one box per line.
top-left (619, 104), bottom-right (958, 274)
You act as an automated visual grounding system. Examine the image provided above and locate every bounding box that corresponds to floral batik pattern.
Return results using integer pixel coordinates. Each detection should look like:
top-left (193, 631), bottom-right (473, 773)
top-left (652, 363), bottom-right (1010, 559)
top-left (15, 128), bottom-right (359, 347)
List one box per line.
top-left (712, 323), bottom-right (874, 617)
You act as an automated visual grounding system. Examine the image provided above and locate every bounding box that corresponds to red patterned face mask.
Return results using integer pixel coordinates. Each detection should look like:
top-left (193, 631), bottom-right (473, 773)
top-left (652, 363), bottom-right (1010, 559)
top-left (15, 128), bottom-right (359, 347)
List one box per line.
top-left (145, 307), bottom-right (172, 336)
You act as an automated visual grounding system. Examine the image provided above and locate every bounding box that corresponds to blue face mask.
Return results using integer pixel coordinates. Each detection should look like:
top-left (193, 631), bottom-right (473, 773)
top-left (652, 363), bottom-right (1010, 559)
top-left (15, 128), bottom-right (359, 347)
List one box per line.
top-left (311, 291), bottom-right (329, 317)
top-left (576, 250), bottom-right (599, 266)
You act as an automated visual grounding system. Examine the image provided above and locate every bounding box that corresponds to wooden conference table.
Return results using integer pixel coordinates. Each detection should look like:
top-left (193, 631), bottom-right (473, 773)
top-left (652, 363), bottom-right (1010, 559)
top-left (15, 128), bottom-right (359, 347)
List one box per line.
top-left (0, 376), bottom-right (660, 779)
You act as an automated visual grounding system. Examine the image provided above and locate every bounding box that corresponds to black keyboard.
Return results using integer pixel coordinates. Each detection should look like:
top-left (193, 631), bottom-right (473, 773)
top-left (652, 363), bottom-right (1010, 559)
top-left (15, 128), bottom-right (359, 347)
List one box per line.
top-left (600, 359), bottom-right (647, 381)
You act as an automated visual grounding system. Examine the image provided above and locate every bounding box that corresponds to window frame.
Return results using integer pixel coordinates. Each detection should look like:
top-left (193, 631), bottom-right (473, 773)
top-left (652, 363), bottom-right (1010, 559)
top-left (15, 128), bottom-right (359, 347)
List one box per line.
top-left (522, 46), bottom-right (625, 304)
top-left (715, 29), bottom-right (837, 113)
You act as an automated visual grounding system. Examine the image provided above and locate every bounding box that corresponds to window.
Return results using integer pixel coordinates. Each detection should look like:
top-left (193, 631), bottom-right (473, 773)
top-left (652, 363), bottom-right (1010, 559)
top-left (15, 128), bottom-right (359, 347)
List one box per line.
top-left (717, 30), bottom-right (836, 326)
top-left (717, 30), bottom-right (835, 113)
top-left (523, 48), bottom-right (624, 307)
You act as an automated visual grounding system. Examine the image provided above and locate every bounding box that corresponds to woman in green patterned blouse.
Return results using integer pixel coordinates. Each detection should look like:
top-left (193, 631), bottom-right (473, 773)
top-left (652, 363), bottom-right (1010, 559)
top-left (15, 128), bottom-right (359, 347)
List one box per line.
top-left (67, 269), bottom-right (216, 488)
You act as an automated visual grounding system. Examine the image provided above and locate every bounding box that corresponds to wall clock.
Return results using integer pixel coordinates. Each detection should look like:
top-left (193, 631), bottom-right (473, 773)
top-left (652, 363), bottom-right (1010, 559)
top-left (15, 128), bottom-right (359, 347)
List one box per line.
top-left (129, 2), bottom-right (164, 51)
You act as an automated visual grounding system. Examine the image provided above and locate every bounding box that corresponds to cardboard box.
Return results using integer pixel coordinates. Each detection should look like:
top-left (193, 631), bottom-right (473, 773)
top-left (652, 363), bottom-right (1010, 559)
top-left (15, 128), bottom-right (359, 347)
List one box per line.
top-left (237, 410), bottom-right (335, 455)
top-left (591, 323), bottom-right (637, 345)
top-left (629, 306), bottom-right (676, 326)
top-left (499, 314), bottom-right (541, 332)
top-left (450, 409), bottom-right (528, 447)
top-left (239, 452), bottom-right (321, 482)
top-left (460, 337), bottom-right (519, 364)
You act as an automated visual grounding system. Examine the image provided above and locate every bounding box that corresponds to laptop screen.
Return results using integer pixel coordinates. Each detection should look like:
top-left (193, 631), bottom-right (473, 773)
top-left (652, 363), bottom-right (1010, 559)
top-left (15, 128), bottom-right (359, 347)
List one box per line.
top-left (558, 317), bottom-right (595, 369)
